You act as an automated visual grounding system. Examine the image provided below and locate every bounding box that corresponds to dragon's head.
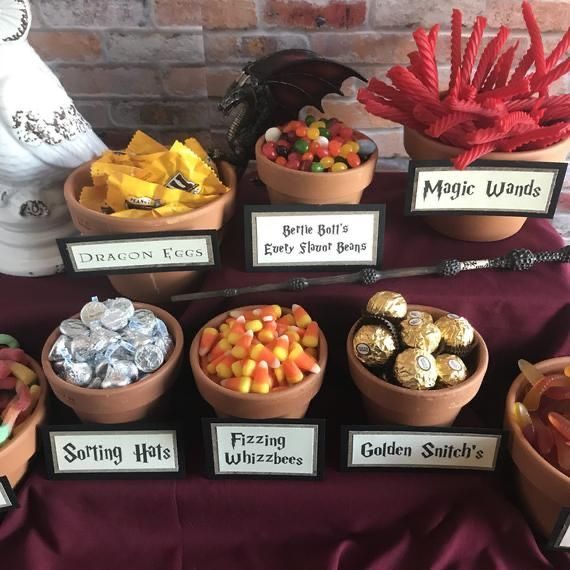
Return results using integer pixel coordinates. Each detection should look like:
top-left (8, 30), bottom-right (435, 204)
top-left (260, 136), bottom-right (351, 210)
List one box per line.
top-left (218, 68), bottom-right (260, 117)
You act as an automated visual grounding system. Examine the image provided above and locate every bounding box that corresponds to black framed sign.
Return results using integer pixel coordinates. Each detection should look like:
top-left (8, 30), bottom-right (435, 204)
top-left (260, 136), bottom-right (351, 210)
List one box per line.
top-left (341, 426), bottom-right (503, 471)
top-left (548, 508), bottom-right (570, 551)
top-left (57, 230), bottom-right (221, 276)
top-left (406, 159), bottom-right (566, 217)
top-left (0, 476), bottom-right (18, 513)
top-left (41, 424), bottom-right (185, 479)
top-left (244, 204), bottom-right (385, 271)
top-left (203, 418), bottom-right (325, 479)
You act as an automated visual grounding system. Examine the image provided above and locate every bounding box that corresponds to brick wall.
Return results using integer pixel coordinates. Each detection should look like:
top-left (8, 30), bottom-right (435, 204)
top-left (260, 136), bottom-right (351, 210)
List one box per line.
top-left (28, 0), bottom-right (569, 158)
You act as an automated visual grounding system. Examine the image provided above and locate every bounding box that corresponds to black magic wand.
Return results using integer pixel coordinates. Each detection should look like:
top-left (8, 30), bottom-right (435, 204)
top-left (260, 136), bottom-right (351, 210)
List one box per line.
top-left (171, 247), bottom-right (570, 302)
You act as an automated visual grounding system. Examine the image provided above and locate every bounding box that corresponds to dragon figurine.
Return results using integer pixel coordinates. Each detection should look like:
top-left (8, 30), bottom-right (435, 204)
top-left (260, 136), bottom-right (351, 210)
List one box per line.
top-left (217, 49), bottom-right (366, 172)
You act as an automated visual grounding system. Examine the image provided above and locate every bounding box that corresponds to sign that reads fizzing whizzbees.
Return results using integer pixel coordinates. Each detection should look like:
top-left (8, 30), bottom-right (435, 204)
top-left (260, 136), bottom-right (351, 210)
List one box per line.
top-left (406, 160), bottom-right (566, 217)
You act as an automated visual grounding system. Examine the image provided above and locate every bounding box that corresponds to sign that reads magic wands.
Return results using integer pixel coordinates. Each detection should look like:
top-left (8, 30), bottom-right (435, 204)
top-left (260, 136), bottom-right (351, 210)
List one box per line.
top-left (57, 230), bottom-right (221, 276)
top-left (244, 205), bottom-right (385, 271)
top-left (406, 160), bottom-right (566, 217)
top-left (341, 426), bottom-right (503, 471)
top-left (41, 425), bottom-right (185, 479)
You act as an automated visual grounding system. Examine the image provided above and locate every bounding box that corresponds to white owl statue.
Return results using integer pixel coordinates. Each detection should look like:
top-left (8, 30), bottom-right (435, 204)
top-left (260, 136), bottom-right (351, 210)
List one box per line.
top-left (0, 0), bottom-right (107, 276)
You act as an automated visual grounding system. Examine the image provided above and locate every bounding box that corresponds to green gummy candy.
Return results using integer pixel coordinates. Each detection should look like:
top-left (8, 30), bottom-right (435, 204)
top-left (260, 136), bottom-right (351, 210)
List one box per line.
top-left (0, 334), bottom-right (19, 348)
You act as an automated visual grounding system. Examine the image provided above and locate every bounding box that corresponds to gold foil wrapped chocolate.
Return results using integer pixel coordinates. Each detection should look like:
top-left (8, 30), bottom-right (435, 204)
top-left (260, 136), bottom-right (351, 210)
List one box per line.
top-left (366, 291), bottom-right (407, 321)
top-left (435, 313), bottom-right (475, 354)
top-left (436, 353), bottom-right (468, 387)
top-left (400, 318), bottom-right (442, 353)
top-left (394, 348), bottom-right (437, 390)
top-left (352, 324), bottom-right (397, 367)
top-left (404, 310), bottom-right (433, 323)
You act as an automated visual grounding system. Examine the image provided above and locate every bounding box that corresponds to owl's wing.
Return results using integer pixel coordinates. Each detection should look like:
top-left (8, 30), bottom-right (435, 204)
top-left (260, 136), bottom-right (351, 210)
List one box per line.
top-left (0, 46), bottom-right (107, 170)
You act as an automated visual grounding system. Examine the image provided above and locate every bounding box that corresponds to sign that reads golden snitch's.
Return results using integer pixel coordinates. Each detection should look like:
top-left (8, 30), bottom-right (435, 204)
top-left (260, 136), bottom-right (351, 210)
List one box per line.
top-left (406, 160), bottom-right (567, 217)
top-left (57, 230), bottom-right (220, 276)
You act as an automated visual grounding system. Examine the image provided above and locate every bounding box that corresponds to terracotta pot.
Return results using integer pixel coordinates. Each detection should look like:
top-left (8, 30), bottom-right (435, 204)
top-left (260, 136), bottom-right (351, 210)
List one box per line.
top-left (403, 127), bottom-right (570, 242)
top-left (255, 133), bottom-right (378, 205)
top-left (0, 357), bottom-right (48, 487)
top-left (505, 356), bottom-right (570, 537)
top-left (347, 305), bottom-right (489, 427)
top-left (190, 306), bottom-right (327, 419)
top-left (41, 303), bottom-right (183, 424)
top-left (63, 160), bottom-right (237, 303)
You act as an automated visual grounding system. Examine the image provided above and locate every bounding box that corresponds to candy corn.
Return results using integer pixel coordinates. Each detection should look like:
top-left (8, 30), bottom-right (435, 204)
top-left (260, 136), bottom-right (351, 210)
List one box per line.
top-left (301, 321), bottom-right (320, 348)
top-left (215, 354), bottom-right (237, 379)
top-left (199, 327), bottom-right (218, 357)
top-left (221, 376), bottom-right (252, 393)
top-left (292, 304), bottom-right (312, 328)
top-left (272, 335), bottom-right (290, 362)
top-left (250, 343), bottom-right (280, 369)
top-left (283, 359), bottom-right (304, 384)
top-left (231, 330), bottom-right (254, 359)
top-left (251, 361), bottom-right (271, 394)
top-left (227, 316), bottom-right (247, 344)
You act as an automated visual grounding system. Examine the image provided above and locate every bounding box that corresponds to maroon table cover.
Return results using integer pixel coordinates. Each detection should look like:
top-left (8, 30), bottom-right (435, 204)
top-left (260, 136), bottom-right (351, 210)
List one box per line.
top-left (0, 172), bottom-right (569, 569)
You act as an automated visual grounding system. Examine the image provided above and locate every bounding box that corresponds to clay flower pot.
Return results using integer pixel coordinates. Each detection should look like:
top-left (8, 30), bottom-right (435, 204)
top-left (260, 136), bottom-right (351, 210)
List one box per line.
top-left (63, 160), bottom-right (237, 303)
top-left (255, 133), bottom-right (378, 205)
top-left (505, 356), bottom-right (570, 538)
top-left (403, 127), bottom-right (570, 242)
top-left (190, 306), bottom-right (327, 419)
top-left (347, 305), bottom-right (489, 427)
top-left (0, 357), bottom-right (48, 487)
top-left (41, 303), bottom-right (183, 424)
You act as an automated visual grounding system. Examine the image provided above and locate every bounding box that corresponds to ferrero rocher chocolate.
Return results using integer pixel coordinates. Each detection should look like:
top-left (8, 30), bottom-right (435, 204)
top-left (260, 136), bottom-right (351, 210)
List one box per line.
top-left (435, 313), bottom-right (475, 354)
top-left (400, 318), bottom-right (442, 353)
top-left (436, 353), bottom-right (468, 387)
top-left (352, 324), bottom-right (397, 367)
top-left (394, 348), bottom-right (437, 390)
top-left (366, 291), bottom-right (407, 321)
top-left (404, 310), bottom-right (433, 324)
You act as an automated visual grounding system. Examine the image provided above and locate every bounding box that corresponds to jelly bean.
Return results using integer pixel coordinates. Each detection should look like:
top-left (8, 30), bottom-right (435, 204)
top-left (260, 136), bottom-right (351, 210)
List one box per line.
top-left (318, 127), bottom-right (330, 139)
top-left (273, 335), bottom-right (290, 362)
top-left (250, 344), bottom-right (280, 369)
top-left (349, 141), bottom-right (360, 153)
top-left (276, 146), bottom-right (289, 158)
top-left (283, 359), bottom-right (304, 384)
top-left (340, 126), bottom-right (353, 140)
top-left (340, 143), bottom-right (353, 157)
top-left (293, 139), bottom-right (309, 154)
top-left (286, 131), bottom-right (297, 143)
top-left (331, 162), bottom-right (348, 172)
top-left (199, 327), bottom-right (218, 357)
top-left (251, 361), bottom-right (271, 394)
top-left (287, 158), bottom-right (301, 170)
top-left (328, 140), bottom-right (342, 157)
top-left (320, 156), bottom-right (334, 169)
top-left (282, 121), bottom-right (296, 133)
top-left (357, 139), bottom-right (376, 156)
top-left (346, 152), bottom-right (361, 168)
top-left (309, 141), bottom-right (320, 154)
top-left (292, 304), bottom-right (312, 328)
top-left (221, 377), bottom-right (251, 393)
top-left (287, 152), bottom-right (301, 162)
top-left (305, 114), bottom-right (316, 125)
top-left (216, 354), bottom-right (237, 379)
top-left (265, 127), bottom-right (282, 143)
top-left (328, 123), bottom-right (342, 138)
top-left (307, 127), bottom-right (320, 140)
top-left (295, 126), bottom-right (308, 138)
top-left (9, 362), bottom-right (37, 386)
top-left (231, 330), bottom-right (254, 359)
top-left (262, 142), bottom-right (277, 160)
top-left (316, 136), bottom-right (329, 148)
top-left (275, 156), bottom-right (287, 166)
top-left (311, 162), bottom-right (325, 173)
top-left (301, 321), bottom-right (320, 348)
top-left (315, 147), bottom-right (330, 159)
top-left (301, 152), bottom-right (314, 162)
top-left (312, 120), bottom-right (326, 129)
top-left (300, 159), bottom-right (312, 171)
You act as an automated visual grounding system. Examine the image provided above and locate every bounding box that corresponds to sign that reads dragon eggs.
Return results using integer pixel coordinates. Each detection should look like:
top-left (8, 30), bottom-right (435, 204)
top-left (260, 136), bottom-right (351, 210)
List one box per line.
top-left (58, 230), bottom-right (220, 276)
top-left (42, 425), bottom-right (184, 479)
top-left (406, 160), bottom-right (566, 217)
top-left (244, 205), bottom-right (385, 271)
top-left (203, 419), bottom-right (325, 479)
top-left (342, 427), bottom-right (503, 471)
top-left (0, 476), bottom-right (18, 513)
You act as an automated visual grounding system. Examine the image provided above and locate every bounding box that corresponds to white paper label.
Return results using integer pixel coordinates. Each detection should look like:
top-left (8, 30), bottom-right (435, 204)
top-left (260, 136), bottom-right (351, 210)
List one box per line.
top-left (49, 430), bottom-right (180, 474)
top-left (0, 482), bottom-right (11, 508)
top-left (210, 423), bottom-right (320, 476)
top-left (62, 234), bottom-right (216, 273)
top-left (552, 510), bottom-right (570, 550)
top-left (411, 165), bottom-right (560, 214)
top-left (347, 430), bottom-right (501, 470)
top-left (249, 209), bottom-right (382, 268)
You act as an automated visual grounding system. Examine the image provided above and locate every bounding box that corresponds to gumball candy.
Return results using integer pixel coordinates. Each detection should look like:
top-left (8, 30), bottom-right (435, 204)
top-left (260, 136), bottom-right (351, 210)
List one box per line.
top-left (315, 146), bottom-right (329, 159)
top-left (293, 139), bottom-right (310, 154)
top-left (320, 156), bottom-right (334, 169)
top-left (301, 152), bottom-right (314, 162)
top-left (262, 142), bottom-right (277, 160)
top-left (265, 127), bottom-right (282, 143)
top-left (311, 162), bottom-right (325, 173)
top-left (300, 159), bottom-right (312, 171)
top-left (328, 140), bottom-right (342, 157)
top-left (295, 125), bottom-right (308, 138)
top-left (318, 127), bottom-right (330, 139)
top-left (346, 152), bottom-right (361, 168)
top-left (340, 143), bottom-right (353, 157)
top-left (339, 126), bottom-right (353, 140)
top-left (331, 161), bottom-right (348, 172)
top-left (316, 136), bottom-right (329, 148)
top-left (307, 127), bottom-right (320, 140)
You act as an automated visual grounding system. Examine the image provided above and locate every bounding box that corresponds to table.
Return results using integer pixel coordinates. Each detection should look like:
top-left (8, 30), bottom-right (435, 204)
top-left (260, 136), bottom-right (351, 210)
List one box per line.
top-left (0, 172), bottom-right (569, 570)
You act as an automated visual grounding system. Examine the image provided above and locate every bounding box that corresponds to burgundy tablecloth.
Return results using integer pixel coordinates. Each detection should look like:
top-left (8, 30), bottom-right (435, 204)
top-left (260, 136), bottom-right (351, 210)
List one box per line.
top-left (0, 172), bottom-right (569, 570)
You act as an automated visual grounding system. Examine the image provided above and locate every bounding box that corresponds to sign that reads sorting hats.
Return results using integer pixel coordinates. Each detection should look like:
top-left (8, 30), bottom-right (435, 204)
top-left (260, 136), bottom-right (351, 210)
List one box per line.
top-left (406, 160), bottom-right (566, 217)
top-left (0, 476), bottom-right (18, 514)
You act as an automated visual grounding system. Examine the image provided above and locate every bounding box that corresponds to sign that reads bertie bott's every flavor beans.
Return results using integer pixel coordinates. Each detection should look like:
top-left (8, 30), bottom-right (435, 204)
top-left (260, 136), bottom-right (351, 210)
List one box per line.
top-left (41, 425), bottom-right (184, 479)
top-left (203, 419), bottom-right (325, 479)
top-left (342, 427), bottom-right (503, 471)
top-left (406, 160), bottom-right (566, 217)
top-left (244, 205), bottom-right (385, 271)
